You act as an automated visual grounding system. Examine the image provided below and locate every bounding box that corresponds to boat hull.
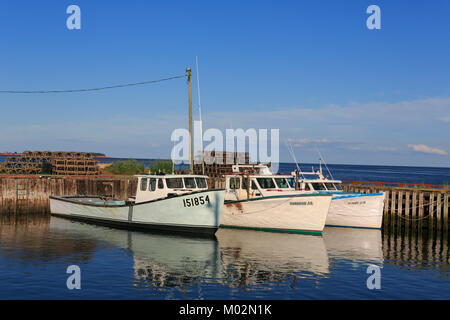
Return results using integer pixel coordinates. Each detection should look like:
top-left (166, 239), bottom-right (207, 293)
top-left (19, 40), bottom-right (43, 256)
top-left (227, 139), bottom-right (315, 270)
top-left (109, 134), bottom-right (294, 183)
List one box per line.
top-left (50, 189), bottom-right (225, 236)
top-left (220, 194), bottom-right (332, 234)
top-left (325, 192), bottom-right (385, 229)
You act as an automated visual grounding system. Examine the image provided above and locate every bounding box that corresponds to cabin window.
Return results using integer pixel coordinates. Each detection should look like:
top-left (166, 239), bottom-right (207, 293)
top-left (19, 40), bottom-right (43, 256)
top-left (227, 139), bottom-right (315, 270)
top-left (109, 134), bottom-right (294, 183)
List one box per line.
top-left (184, 177), bottom-right (197, 188)
top-left (158, 179), bottom-right (164, 189)
top-left (195, 177), bottom-right (207, 189)
top-left (304, 183), bottom-right (311, 191)
top-left (274, 178), bottom-right (290, 188)
top-left (251, 181), bottom-right (258, 190)
top-left (311, 183), bottom-right (327, 191)
top-left (140, 178), bottom-right (148, 191)
top-left (325, 183), bottom-right (336, 191)
top-left (149, 178), bottom-right (156, 191)
top-left (334, 183), bottom-right (343, 191)
top-left (286, 177), bottom-right (296, 188)
top-left (256, 178), bottom-right (275, 189)
top-left (166, 178), bottom-right (183, 189)
top-left (230, 177), bottom-right (240, 189)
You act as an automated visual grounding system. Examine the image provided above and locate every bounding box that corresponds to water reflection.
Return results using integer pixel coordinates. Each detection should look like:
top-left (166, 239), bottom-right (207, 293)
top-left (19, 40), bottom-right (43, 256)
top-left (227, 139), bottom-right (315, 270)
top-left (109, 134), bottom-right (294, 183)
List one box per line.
top-left (0, 215), bottom-right (98, 264)
top-left (49, 217), bottom-right (222, 287)
top-left (323, 227), bottom-right (383, 264)
top-left (0, 214), bottom-right (449, 296)
top-left (382, 230), bottom-right (450, 276)
top-left (216, 228), bottom-right (329, 287)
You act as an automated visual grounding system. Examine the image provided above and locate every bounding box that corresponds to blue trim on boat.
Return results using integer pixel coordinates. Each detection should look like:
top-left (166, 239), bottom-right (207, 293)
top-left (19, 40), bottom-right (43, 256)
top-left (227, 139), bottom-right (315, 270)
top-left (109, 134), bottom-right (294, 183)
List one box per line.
top-left (331, 192), bottom-right (384, 200)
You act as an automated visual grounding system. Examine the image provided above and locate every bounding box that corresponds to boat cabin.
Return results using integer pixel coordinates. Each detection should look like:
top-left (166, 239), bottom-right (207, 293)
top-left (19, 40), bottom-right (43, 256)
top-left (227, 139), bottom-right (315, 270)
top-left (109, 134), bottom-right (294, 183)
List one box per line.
top-left (134, 174), bottom-right (209, 203)
top-left (294, 172), bottom-right (343, 193)
top-left (224, 164), bottom-right (314, 201)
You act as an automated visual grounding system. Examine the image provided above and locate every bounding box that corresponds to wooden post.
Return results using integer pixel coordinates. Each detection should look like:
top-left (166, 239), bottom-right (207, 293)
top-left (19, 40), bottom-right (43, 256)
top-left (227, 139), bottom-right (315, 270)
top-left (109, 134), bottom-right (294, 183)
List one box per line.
top-left (405, 191), bottom-right (410, 234)
top-left (443, 191), bottom-right (449, 234)
top-left (436, 192), bottom-right (442, 231)
top-left (418, 192), bottom-right (424, 232)
top-left (186, 67), bottom-right (193, 174)
top-left (428, 193), bottom-right (434, 236)
top-left (391, 190), bottom-right (397, 232)
top-left (412, 191), bottom-right (417, 233)
top-left (397, 191), bottom-right (403, 233)
top-left (383, 190), bottom-right (390, 229)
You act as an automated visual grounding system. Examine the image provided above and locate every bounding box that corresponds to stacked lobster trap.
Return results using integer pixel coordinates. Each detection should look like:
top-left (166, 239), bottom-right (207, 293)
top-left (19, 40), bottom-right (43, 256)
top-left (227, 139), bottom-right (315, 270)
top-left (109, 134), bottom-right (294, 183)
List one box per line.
top-left (0, 151), bottom-right (99, 176)
top-left (193, 151), bottom-right (251, 178)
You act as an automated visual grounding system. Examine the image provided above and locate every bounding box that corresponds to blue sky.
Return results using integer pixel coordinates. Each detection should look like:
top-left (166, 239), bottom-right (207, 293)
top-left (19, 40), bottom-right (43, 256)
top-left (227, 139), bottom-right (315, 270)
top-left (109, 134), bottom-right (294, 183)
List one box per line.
top-left (0, 0), bottom-right (449, 166)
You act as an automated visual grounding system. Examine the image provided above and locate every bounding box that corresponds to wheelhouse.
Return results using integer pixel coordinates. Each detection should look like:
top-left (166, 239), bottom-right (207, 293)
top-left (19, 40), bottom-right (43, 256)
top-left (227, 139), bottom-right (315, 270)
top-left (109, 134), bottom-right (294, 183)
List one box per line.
top-left (134, 174), bottom-right (209, 203)
top-left (224, 174), bottom-right (303, 201)
top-left (294, 172), bottom-right (343, 192)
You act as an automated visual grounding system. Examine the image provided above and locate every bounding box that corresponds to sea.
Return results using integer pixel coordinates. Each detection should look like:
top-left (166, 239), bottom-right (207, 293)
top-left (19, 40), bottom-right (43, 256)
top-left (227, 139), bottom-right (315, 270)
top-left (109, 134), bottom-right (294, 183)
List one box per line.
top-left (0, 159), bottom-right (449, 300)
top-left (1, 155), bottom-right (449, 185)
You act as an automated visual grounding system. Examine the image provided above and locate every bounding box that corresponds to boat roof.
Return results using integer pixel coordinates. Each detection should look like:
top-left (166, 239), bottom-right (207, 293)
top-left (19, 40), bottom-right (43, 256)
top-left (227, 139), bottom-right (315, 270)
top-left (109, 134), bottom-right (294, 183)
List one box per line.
top-left (135, 174), bottom-right (209, 179)
top-left (225, 173), bottom-right (292, 178)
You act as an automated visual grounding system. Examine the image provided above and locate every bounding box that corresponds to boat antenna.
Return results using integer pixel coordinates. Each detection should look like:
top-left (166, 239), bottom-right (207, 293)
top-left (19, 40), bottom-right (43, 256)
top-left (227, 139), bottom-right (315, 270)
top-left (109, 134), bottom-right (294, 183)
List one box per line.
top-left (285, 140), bottom-right (305, 179)
top-left (315, 147), bottom-right (334, 180)
top-left (195, 56), bottom-right (205, 175)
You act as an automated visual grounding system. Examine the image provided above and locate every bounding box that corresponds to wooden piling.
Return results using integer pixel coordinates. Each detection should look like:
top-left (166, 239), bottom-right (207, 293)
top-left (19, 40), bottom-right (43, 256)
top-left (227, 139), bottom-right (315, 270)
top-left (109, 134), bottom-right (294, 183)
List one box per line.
top-left (391, 190), bottom-right (397, 233)
top-left (405, 191), bottom-right (410, 235)
top-left (412, 191), bottom-right (417, 233)
top-left (383, 190), bottom-right (390, 229)
top-left (436, 192), bottom-right (442, 231)
top-left (418, 192), bottom-right (424, 233)
top-left (397, 191), bottom-right (403, 234)
top-left (429, 193), bottom-right (434, 236)
top-left (444, 192), bottom-right (449, 235)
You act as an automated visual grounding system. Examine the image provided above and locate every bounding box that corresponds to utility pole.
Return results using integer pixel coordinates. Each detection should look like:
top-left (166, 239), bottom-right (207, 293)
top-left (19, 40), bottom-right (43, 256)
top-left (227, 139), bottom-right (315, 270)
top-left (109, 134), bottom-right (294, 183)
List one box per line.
top-left (186, 67), bottom-right (193, 173)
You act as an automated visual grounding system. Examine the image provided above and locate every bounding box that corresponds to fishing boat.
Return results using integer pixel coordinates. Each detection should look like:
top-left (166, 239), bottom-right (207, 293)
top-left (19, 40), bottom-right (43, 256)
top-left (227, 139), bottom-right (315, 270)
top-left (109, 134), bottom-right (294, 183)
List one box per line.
top-left (50, 174), bottom-right (225, 235)
top-left (220, 164), bottom-right (333, 234)
top-left (294, 167), bottom-right (385, 229)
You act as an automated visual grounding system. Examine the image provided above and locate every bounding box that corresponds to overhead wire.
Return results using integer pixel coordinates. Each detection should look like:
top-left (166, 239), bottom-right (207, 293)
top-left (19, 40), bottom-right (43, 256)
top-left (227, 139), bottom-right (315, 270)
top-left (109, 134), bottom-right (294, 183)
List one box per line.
top-left (0, 74), bottom-right (187, 94)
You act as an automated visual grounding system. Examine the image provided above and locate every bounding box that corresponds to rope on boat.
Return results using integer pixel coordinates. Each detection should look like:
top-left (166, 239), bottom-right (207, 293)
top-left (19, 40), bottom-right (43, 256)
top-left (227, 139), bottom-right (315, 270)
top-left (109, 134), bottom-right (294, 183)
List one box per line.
top-left (0, 74), bottom-right (187, 94)
top-left (384, 195), bottom-right (445, 221)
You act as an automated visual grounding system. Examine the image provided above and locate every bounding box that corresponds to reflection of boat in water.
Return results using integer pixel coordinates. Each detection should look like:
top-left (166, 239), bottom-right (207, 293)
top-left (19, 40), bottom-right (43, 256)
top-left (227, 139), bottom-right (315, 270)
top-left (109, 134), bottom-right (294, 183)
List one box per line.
top-left (215, 228), bottom-right (329, 287)
top-left (322, 227), bottom-right (383, 264)
top-left (50, 217), bottom-right (222, 287)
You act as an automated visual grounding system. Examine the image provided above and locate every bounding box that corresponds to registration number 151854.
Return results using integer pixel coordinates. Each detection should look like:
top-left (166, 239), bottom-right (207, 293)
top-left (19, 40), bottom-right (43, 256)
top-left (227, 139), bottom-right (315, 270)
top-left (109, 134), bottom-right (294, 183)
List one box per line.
top-left (183, 195), bottom-right (210, 207)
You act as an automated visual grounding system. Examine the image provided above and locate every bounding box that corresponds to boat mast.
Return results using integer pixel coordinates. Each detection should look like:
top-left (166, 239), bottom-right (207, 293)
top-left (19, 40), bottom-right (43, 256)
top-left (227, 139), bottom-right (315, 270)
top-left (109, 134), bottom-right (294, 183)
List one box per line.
top-left (195, 56), bottom-right (205, 175)
top-left (186, 67), bottom-right (193, 173)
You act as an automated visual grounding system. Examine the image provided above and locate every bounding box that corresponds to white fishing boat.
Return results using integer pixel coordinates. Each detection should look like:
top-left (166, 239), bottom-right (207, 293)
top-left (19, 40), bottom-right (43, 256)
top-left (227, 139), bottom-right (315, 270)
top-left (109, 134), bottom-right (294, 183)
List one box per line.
top-left (294, 167), bottom-right (385, 229)
top-left (50, 174), bottom-right (225, 235)
top-left (220, 164), bottom-right (333, 234)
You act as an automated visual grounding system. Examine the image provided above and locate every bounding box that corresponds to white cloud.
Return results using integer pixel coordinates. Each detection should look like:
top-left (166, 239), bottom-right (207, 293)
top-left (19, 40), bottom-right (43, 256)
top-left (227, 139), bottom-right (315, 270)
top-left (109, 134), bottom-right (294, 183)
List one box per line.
top-left (407, 144), bottom-right (447, 155)
top-left (440, 117), bottom-right (450, 123)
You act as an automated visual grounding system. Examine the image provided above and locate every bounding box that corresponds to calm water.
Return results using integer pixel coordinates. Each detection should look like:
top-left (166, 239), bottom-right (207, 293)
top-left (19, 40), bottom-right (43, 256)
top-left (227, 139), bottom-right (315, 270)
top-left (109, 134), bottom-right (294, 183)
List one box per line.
top-left (0, 215), bottom-right (449, 299)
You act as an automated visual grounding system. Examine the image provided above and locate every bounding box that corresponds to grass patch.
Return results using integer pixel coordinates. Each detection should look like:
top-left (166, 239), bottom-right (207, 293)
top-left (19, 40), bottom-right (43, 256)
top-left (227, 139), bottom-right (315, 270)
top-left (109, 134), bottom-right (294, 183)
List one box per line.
top-left (150, 160), bottom-right (173, 174)
top-left (103, 159), bottom-right (146, 175)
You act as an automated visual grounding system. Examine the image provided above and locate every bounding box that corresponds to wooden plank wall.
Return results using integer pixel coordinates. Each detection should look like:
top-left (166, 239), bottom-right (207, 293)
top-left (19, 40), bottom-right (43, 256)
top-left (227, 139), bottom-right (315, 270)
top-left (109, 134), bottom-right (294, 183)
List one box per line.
top-left (0, 177), bottom-right (137, 214)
